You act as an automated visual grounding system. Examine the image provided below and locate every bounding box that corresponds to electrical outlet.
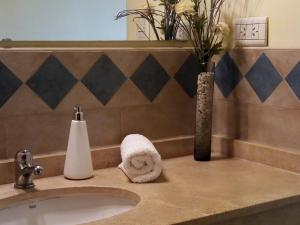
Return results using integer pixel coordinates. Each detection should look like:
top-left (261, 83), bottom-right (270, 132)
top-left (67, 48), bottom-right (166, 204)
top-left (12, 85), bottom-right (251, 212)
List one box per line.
top-left (235, 17), bottom-right (268, 47)
top-left (239, 24), bottom-right (247, 40)
top-left (250, 24), bottom-right (260, 39)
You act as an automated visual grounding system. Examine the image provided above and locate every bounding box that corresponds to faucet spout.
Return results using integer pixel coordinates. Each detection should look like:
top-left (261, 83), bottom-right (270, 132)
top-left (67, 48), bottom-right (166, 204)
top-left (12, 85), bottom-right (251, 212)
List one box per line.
top-left (14, 150), bottom-right (44, 189)
top-left (22, 166), bottom-right (35, 176)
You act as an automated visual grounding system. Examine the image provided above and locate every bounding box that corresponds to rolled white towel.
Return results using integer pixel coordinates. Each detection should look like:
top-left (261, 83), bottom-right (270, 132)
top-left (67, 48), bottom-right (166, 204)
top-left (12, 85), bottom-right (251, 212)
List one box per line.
top-left (119, 134), bottom-right (162, 183)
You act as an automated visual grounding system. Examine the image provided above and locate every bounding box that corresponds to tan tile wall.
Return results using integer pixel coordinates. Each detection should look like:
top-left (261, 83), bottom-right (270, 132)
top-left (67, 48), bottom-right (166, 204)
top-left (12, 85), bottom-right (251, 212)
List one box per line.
top-left (0, 49), bottom-right (194, 160)
top-left (0, 48), bottom-right (299, 161)
top-left (213, 49), bottom-right (300, 153)
top-left (0, 123), bottom-right (5, 159)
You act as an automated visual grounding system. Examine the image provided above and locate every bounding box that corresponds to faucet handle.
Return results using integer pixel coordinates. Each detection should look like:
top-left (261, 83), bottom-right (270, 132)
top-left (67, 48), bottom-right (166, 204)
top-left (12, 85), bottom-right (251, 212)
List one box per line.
top-left (15, 149), bottom-right (33, 167)
top-left (34, 165), bottom-right (44, 176)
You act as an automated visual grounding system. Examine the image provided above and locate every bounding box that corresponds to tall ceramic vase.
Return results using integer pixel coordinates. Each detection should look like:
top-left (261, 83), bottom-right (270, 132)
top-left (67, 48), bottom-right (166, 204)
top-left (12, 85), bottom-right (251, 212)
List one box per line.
top-left (194, 63), bottom-right (215, 161)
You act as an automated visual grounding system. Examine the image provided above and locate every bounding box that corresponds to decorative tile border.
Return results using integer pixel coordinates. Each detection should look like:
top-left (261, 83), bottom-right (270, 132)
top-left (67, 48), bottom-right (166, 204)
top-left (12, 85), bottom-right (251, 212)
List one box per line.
top-left (27, 55), bottom-right (77, 109)
top-left (82, 55), bottom-right (127, 105)
top-left (286, 62), bottom-right (300, 100)
top-left (0, 61), bottom-right (22, 107)
top-left (0, 49), bottom-right (300, 110)
top-left (215, 52), bottom-right (242, 98)
top-left (245, 53), bottom-right (283, 102)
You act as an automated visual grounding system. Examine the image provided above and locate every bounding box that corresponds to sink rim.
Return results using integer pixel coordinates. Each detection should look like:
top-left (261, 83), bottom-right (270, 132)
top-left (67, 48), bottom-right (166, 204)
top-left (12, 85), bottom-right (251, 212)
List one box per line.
top-left (0, 186), bottom-right (141, 211)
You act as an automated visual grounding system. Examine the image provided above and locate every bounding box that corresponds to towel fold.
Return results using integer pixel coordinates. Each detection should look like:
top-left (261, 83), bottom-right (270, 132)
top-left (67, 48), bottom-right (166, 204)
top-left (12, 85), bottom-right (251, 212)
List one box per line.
top-left (119, 134), bottom-right (162, 183)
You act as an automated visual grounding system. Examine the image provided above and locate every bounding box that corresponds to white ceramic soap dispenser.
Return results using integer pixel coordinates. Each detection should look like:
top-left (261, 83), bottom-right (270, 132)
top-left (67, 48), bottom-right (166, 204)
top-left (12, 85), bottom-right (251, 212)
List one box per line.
top-left (64, 105), bottom-right (93, 180)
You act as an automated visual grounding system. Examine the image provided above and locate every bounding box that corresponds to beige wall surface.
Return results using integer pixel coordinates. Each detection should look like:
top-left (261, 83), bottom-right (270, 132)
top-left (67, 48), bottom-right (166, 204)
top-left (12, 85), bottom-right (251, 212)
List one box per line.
top-left (127, 0), bottom-right (300, 49)
top-left (126, 0), bottom-right (162, 41)
top-left (228, 0), bottom-right (300, 49)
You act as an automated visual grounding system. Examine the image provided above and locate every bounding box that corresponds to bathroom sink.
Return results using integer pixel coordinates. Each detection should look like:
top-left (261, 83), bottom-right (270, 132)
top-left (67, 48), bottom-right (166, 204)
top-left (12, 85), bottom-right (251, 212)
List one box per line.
top-left (0, 187), bottom-right (140, 225)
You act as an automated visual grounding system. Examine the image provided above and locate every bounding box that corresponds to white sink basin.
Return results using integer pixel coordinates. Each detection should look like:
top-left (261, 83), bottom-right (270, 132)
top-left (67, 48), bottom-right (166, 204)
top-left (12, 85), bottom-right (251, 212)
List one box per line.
top-left (0, 187), bottom-right (140, 225)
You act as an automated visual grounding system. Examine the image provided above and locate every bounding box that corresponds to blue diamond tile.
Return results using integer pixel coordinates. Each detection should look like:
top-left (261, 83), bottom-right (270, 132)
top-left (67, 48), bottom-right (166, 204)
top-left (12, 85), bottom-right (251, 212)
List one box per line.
top-left (215, 53), bottom-right (243, 98)
top-left (82, 54), bottom-right (126, 105)
top-left (246, 53), bottom-right (283, 102)
top-left (27, 55), bottom-right (77, 109)
top-left (174, 54), bottom-right (202, 97)
top-left (0, 61), bottom-right (22, 107)
top-left (286, 62), bottom-right (300, 100)
top-left (131, 55), bottom-right (170, 101)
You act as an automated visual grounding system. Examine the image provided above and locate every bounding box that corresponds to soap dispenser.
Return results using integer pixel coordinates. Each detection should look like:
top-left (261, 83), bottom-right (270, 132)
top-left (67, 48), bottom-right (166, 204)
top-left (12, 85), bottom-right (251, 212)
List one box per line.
top-left (64, 105), bottom-right (93, 180)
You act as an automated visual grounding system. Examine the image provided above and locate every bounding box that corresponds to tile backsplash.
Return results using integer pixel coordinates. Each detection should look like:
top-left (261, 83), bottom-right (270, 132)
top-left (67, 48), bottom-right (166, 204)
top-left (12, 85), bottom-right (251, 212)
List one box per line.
top-left (214, 49), bottom-right (300, 153)
top-left (0, 49), bottom-right (300, 159)
top-left (0, 50), bottom-right (194, 159)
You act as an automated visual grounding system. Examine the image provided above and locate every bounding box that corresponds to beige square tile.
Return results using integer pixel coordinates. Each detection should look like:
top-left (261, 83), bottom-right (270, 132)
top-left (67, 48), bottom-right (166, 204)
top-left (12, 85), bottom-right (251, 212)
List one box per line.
top-left (0, 121), bottom-right (7, 159)
top-left (0, 122), bottom-right (5, 143)
top-left (0, 85), bottom-right (51, 117)
top-left (212, 99), bottom-right (240, 138)
top-left (151, 50), bottom-right (190, 76)
top-left (0, 161), bottom-right (14, 184)
top-left (4, 112), bottom-right (71, 158)
top-left (35, 154), bottom-right (65, 178)
top-left (0, 122), bottom-right (6, 159)
top-left (54, 51), bottom-right (103, 80)
top-left (92, 147), bottom-right (121, 169)
top-left (153, 79), bottom-right (191, 104)
top-left (237, 104), bottom-right (300, 151)
top-left (0, 51), bottom-right (51, 82)
top-left (85, 108), bottom-right (122, 148)
top-left (56, 82), bottom-right (103, 112)
top-left (121, 101), bottom-right (195, 140)
top-left (230, 49), bottom-right (264, 75)
top-left (154, 136), bottom-right (194, 159)
top-left (265, 81), bottom-right (300, 109)
top-left (228, 79), bottom-right (261, 105)
top-left (106, 50), bottom-right (149, 77)
top-left (107, 80), bottom-right (150, 108)
top-left (265, 49), bottom-right (300, 77)
top-left (0, 144), bottom-right (6, 159)
top-left (214, 85), bottom-right (226, 100)
top-left (4, 108), bottom-right (122, 158)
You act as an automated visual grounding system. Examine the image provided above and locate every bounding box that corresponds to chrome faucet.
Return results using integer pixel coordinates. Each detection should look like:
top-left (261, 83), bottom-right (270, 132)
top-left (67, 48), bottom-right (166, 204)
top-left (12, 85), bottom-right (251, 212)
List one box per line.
top-left (14, 149), bottom-right (44, 189)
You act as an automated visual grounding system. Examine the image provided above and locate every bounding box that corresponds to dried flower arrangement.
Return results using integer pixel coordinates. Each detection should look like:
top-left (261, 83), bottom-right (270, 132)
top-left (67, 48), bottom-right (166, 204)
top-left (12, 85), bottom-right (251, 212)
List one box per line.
top-left (116, 0), bottom-right (182, 40)
top-left (117, 0), bottom-right (231, 65)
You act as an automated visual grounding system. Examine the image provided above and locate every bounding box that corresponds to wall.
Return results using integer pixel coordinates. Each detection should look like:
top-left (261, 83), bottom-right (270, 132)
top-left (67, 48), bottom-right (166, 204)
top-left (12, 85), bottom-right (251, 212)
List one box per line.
top-left (227, 0), bottom-right (300, 49)
top-left (126, 0), bottom-right (162, 40)
top-left (214, 0), bottom-right (300, 153)
top-left (127, 0), bottom-right (300, 48)
top-left (0, 48), bottom-right (300, 161)
top-left (255, 0), bottom-right (300, 48)
top-left (213, 49), bottom-right (300, 154)
top-left (0, 49), bottom-right (195, 159)
top-left (0, 0), bottom-right (126, 41)
top-left (0, 1), bottom-right (299, 167)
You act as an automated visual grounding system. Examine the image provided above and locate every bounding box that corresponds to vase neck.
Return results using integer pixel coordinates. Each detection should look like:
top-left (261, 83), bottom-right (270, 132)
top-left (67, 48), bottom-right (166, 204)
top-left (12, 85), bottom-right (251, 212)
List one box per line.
top-left (200, 61), bottom-right (215, 73)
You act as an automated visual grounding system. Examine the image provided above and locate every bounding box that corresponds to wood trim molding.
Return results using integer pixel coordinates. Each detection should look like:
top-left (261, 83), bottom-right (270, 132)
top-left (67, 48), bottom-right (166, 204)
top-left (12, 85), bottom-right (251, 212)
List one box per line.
top-left (0, 40), bottom-right (192, 49)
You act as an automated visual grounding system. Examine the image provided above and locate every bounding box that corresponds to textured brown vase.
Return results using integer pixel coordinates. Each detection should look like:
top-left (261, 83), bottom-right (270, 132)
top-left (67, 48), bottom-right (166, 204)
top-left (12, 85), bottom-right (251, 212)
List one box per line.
top-left (194, 72), bottom-right (215, 161)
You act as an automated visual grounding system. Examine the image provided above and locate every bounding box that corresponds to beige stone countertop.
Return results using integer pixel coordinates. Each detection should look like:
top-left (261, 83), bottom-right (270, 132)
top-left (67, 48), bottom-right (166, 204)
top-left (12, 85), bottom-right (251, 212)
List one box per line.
top-left (1, 156), bottom-right (300, 225)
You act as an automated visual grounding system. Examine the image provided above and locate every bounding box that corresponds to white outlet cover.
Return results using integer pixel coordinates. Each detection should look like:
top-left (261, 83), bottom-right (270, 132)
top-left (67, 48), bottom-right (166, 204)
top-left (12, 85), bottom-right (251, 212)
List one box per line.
top-left (234, 17), bottom-right (268, 47)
